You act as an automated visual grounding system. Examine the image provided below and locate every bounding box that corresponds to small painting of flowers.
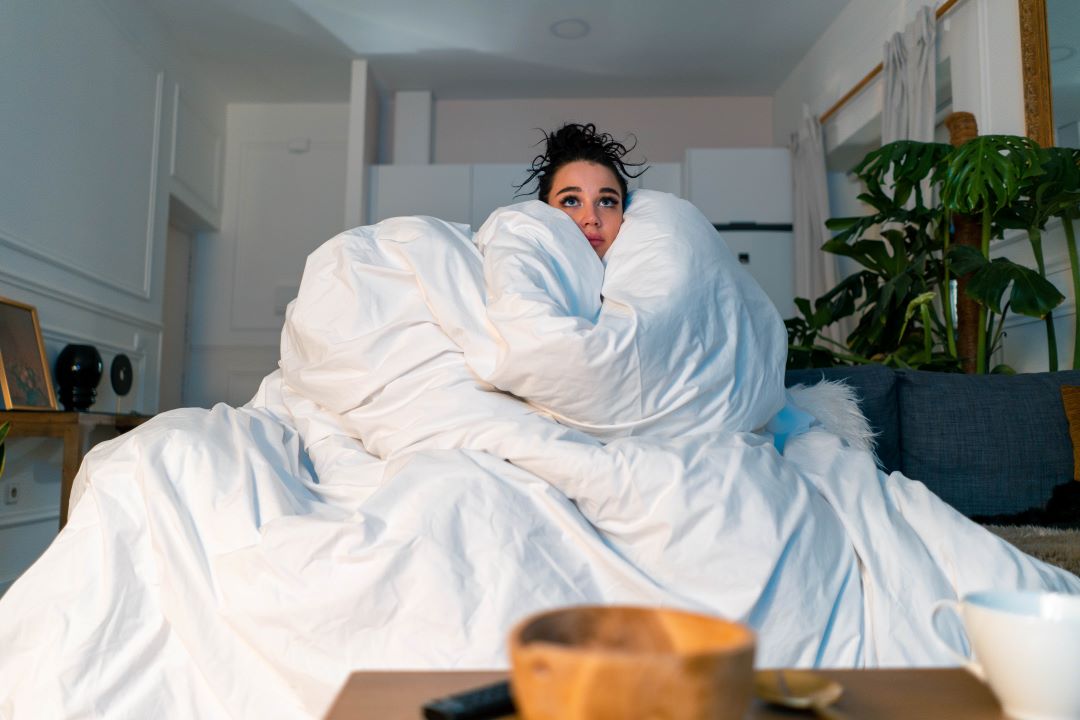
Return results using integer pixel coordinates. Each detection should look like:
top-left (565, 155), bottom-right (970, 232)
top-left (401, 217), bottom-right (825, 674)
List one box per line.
top-left (0, 296), bottom-right (57, 410)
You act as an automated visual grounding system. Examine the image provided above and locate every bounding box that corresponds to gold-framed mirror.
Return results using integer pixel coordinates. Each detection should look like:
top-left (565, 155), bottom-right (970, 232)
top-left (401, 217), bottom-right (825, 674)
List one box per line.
top-left (1019, 0), bottom-right (1054, 146)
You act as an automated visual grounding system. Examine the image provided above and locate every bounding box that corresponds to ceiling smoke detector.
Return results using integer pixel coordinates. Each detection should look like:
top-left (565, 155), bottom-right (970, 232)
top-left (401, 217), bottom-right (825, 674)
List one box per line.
top-left (550, 18), bottom-right (590, 40)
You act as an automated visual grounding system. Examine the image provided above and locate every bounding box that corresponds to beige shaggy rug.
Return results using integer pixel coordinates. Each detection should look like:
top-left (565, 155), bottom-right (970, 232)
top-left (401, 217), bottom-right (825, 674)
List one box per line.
top-left (985, 525), bottom-right (1080, 578)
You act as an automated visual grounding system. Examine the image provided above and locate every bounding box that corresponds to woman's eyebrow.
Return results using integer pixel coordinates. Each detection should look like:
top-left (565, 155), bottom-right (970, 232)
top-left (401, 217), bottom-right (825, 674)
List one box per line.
top-left (555, 185), bottom-right (621, 197)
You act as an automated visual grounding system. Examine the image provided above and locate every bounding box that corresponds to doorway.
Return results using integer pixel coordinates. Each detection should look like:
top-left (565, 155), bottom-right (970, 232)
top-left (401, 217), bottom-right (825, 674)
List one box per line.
top-left (160, 222), bottom-right (192, 411)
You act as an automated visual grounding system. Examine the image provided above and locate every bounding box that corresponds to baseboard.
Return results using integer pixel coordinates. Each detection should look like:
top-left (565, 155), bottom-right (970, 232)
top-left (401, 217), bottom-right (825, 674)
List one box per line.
top-left (0, 506), bottom-right (59, 531)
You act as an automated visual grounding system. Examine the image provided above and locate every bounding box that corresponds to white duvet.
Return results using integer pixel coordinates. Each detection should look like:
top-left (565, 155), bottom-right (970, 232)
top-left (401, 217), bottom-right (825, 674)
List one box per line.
top-left (1, 191), bottom-right (1076, 719)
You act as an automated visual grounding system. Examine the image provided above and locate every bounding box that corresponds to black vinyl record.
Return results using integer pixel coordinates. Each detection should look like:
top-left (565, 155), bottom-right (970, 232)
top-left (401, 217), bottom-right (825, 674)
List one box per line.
top-left (110, 353), bottom-right (133, 396)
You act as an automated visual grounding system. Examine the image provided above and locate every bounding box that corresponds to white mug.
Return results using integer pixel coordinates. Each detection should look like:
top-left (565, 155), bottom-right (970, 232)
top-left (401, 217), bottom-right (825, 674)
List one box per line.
top-left (931, 590), bottom-right (1080, 720)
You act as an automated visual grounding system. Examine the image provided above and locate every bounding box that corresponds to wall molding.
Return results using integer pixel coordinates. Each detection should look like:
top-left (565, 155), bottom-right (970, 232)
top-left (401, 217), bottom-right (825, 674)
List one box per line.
top-left (0, 265), bottom-right (163, 332)
top-left (170, 82), bottom-right (181, 178)
top-left (188, 343), bottom-right (279, 352)
top-left (0, 70), bottom-right (161, 300)
top-left (40, 326), bottom-right (146, 360)
top-left (141, 69), bottom-right (164, 299)
top-left (0, 506), bottom-right (58, 532)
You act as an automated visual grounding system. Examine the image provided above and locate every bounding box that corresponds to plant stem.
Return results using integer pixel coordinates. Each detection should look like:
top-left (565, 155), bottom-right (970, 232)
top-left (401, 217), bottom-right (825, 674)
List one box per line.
top-left (788, 343), bottom-right (876, 365)
top-left (921, 304), bottom-right (933, 357)
top-left (976, 206), bottom-right (991, 374)
top-left (814, 334), bottom-right (859, 353)
top-left (1062, 215), bottom-right (1080, 370)
top-left (990, 302), bottom-right (1009, 361)
top-left (1028, 226), bottom-right (1058, 371)
top-left (940, 215), bottom-right (957, 358)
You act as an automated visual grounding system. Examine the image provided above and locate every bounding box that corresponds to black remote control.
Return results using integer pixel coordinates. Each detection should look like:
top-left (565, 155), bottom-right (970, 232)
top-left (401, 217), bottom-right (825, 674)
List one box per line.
top-left (421, 679), bottom-right (516, 720)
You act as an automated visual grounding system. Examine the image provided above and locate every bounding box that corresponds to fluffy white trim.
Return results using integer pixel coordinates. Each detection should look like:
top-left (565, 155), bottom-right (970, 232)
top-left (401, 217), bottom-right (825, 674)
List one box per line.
top-left (787, 380), bottom-right (878, 460)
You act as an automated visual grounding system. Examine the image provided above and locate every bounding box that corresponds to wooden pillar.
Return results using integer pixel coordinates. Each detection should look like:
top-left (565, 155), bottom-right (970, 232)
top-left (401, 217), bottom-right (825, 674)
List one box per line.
top-left (945, 112), bottom-right (982, 374)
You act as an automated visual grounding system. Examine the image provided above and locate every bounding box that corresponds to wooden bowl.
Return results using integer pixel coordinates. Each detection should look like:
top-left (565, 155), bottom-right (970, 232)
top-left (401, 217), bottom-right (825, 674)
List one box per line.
top-left (509, 605), bottom-right (755, 720)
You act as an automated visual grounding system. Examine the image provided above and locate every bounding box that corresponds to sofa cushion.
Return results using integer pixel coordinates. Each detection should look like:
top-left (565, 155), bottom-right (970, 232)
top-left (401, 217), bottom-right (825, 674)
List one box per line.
top-left (784, 365), bottom-right (900, 473)
top-left (896, 369), bottom-right (1080, 517)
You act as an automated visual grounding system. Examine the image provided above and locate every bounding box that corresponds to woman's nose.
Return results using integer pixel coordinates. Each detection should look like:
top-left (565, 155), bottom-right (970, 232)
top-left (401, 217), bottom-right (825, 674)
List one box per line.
top-left (579, 208), bottom-right (599, 227)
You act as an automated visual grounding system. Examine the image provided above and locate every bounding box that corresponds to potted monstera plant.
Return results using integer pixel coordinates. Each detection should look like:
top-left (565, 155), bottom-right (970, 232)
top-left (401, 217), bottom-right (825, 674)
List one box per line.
top-left (787, 135), bottom-right (1076, 374)
top-left (786, 140), bottom-right (962, 371)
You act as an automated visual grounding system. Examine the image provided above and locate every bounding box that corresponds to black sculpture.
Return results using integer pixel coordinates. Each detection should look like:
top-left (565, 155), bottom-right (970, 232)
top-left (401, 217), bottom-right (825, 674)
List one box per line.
top-left (55, 344), bottom-right (103, 411)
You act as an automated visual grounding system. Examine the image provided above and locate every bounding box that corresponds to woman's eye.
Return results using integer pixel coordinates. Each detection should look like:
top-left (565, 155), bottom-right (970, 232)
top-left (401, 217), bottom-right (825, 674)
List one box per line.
top-left (599, 197), bottom-right (619, 208)
top-left (561, 197), bottom-right (580, 208)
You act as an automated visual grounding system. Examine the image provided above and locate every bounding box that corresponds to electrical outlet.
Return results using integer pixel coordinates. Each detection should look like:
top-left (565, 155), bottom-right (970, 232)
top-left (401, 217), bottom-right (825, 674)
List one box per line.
top-left (3, 480), bottom-right (22, 505)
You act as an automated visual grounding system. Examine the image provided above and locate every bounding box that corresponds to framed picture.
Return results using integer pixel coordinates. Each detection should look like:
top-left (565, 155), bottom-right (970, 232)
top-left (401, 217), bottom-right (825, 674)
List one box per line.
top-left (0, 296), bottom-right (58, 410)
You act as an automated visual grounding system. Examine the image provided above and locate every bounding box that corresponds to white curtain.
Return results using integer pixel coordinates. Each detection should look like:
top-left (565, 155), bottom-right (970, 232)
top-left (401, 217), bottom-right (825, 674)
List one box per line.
top-left (882, 6), bottom-right (937, 144)
top-left (791, 105), bottom-right (843, 343)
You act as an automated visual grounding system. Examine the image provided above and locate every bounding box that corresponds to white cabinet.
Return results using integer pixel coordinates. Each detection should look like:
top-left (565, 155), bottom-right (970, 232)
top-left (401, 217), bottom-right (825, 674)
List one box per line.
top-left (368, 165), bottom-right (472, 225)
top-left (685, 148), bottom-right (795, 317)
top-left (629, 162), bottom-right (683, 197)
top-left (685, 148), bottom-right (792, 225)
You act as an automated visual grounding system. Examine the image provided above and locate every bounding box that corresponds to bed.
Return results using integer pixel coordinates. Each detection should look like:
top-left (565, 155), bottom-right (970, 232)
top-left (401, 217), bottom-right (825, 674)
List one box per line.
top-left (0, 191), bottom-right (1075, 719)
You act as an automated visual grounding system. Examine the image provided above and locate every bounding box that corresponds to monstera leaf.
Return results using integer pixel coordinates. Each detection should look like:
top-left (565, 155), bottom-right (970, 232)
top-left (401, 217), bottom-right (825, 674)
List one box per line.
top-left (948, 245), bottom-right (1064, 318)
top-left (941, 135), bottom-right (1042, 216)
top-left (1033, 147), bottom-right (1080, 217)
top-left (852, 140), bottom-right (952, 210)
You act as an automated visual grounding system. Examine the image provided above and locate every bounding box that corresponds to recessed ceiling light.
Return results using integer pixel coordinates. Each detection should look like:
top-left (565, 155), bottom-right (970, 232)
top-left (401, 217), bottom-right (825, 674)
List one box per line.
top-left (550, 18), bottom-right (590, 40)
top-left (1051, 45), bottom-right (1076, 63)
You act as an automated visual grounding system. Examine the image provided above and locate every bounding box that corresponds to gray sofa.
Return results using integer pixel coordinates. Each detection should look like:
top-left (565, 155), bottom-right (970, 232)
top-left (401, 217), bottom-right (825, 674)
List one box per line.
top-left (784, 365), bottom-right (1080, 519)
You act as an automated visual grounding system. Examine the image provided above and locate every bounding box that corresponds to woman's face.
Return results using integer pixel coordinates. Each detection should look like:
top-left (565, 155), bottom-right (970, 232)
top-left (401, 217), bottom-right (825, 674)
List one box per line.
top-left (547, 161), bottom-right (624, 259)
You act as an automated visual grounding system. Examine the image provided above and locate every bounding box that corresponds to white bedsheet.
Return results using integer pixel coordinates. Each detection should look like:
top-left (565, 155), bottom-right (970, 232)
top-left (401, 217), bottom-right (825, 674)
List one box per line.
top-left (1, 193), bottom-right (1076, 719)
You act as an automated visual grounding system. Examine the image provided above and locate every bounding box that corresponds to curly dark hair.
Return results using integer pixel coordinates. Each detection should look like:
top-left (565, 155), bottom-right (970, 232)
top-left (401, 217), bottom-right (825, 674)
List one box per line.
top-left (515, 123), bottom-right (648, 206)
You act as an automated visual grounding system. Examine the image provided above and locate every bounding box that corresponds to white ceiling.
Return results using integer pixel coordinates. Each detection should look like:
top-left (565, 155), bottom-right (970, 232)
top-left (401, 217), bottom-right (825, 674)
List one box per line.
top-left (145, 0), bottom-right (855, 104)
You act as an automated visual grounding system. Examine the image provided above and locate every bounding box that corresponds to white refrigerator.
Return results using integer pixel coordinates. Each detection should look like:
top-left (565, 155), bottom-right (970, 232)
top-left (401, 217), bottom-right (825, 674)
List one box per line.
top-left (685, 148), bottom-right (795, 319)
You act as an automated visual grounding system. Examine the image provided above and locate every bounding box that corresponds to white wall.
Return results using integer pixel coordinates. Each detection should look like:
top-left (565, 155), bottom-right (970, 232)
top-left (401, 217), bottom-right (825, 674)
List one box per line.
top-left (431, 96), bottom-right (776, 164)
top-left (185, 103), bottom-right (350, 408)
top-left (0, 0), bottom-right (225, 593)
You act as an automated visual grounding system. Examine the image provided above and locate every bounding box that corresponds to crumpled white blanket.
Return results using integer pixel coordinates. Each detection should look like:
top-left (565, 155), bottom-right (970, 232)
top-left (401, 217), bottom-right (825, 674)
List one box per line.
top-left (0, 191), bottom-right (1076, 720)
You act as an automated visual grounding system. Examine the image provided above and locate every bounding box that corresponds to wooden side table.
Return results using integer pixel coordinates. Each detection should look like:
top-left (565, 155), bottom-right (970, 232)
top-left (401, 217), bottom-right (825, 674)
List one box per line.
top-left (325, 668), bottom-right (1005, 719)
top-left (0, 410), bottom-right (151, 530)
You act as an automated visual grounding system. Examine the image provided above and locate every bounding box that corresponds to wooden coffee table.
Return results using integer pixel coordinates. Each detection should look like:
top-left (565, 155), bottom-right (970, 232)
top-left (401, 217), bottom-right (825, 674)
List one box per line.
top-left (325, 668), bottom-right (1004, 719)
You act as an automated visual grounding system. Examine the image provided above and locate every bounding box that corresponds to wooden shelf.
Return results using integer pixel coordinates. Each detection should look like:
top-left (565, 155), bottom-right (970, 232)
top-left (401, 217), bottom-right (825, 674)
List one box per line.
top-left (0, 410), bottom-right (151, 530)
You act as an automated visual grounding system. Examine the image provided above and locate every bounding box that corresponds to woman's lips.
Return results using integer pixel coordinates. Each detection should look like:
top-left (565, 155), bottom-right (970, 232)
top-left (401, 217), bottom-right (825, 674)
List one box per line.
top-left (586, 234), bottom-right (604, 247)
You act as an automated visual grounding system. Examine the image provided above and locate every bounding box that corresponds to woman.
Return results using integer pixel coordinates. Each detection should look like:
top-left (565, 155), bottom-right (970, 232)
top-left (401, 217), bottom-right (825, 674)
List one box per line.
top-left (519, 123), bottom-right (646, 259)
